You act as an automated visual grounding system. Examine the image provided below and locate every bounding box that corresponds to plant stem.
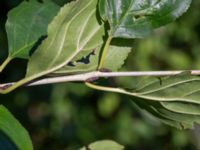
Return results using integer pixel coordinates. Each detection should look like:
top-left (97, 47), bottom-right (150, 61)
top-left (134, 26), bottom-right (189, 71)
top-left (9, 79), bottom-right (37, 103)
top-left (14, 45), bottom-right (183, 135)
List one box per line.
top-left (85, 82), bottom-right (145, 99)
top-left (85, 82), bottom-right (125, 94)
top-left (0, 57), bottom-right (12, 72)
top-left (1, 70), bottom-right (200, 91)
top-left (98, 35), bottom-right (113, 69)
top-left (0, 76), bottom-right (33, 94)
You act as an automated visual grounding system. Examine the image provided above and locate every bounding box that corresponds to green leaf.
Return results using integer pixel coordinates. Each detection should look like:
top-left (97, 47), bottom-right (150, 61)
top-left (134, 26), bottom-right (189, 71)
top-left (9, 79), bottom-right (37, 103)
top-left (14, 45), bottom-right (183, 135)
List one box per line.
top-left (129, 74), bottom-right (200, 103)
top-left (134, 99), bottom-right (200, 129)
top-left (6, 0), bottom-right (59, 59)
top-left (0, 105), bottom-right (33, 150)
top-left (86, 73), bottom-right (200, 129)
top-left (26, 0), bottom-right (104, 78)
top-left (102, 39), bottom-right (133, 71)
top-left (52, 48), bottom-right (101, 75)
top-left (128, 74), bottom-right (200, 129)
top-left (161, 101), bottom-right (200, 115)
top-left (122, 73), bottom-right (200, 128)
top-left (53, 39), bottom-right (133, 74)
top-left (80, 140), bottom-right (124, 150)
top-left (0, 0), bottom-right (59, 72)
top-left (98, 0), bottom-right (192, 38)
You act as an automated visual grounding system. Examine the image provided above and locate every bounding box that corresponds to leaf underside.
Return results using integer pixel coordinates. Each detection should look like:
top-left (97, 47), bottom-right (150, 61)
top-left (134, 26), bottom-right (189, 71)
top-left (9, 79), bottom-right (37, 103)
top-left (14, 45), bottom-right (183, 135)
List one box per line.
top-left (53, 38), bottom-right (133, 75)
top-left (122, 73), bottom-right (200, 129)
top-left (26, 0), bottom-right (105, 79)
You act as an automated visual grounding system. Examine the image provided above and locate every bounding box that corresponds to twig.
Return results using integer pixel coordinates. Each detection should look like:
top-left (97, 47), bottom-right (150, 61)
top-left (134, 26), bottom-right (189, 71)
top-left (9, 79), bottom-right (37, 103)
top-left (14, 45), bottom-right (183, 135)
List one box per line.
top-left (0, 70), bottom-right (200, 88)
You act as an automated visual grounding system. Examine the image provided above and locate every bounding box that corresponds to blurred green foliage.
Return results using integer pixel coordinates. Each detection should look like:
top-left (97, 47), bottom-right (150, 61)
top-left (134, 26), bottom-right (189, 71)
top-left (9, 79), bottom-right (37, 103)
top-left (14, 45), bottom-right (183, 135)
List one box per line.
top-left (0, 0), bottom-right (200, 150)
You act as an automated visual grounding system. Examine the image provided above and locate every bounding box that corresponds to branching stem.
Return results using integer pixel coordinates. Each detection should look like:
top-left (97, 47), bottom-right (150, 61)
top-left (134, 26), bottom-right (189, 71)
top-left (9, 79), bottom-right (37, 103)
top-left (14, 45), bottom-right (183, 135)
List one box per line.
top-left (0, 70), bottom-right (200, 91)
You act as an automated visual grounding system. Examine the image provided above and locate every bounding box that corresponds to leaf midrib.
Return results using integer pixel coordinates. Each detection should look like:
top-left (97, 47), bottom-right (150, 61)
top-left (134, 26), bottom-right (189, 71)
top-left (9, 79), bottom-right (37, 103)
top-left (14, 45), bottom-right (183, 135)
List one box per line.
top-left (47, 1), bottom-right (93, 69)
top-left (110, 86), bottom-right (200, 104)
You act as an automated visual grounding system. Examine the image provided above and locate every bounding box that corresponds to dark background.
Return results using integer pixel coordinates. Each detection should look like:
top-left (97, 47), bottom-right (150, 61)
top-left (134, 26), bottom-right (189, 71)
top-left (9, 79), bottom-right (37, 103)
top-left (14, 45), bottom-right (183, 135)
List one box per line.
top-left (1, 0), bottom-right (200, 150)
